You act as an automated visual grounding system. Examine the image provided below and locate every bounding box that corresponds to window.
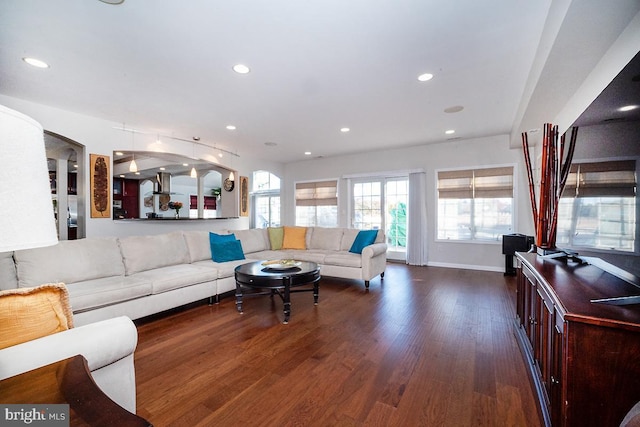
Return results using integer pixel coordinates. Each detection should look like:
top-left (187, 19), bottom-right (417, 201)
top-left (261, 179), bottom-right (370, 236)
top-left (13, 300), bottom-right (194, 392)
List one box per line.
top-left (295, 180), bottom-right (338, 227)
top-left (437, 166), bottom-right (514, 241)
top-left (557, 160), bottom-right (637, 252)
top-left (351, 178), bottom-right (409, 253)
top-left (251, 171), bottom-right (280, 228)
top-left (352, 181), bottom-right (381, 230)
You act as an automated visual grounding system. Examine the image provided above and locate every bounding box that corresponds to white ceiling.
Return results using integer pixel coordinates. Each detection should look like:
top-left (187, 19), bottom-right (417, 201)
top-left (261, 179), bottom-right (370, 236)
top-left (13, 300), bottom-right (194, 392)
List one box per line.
top-left (1, 0), bottom-right (629, 164)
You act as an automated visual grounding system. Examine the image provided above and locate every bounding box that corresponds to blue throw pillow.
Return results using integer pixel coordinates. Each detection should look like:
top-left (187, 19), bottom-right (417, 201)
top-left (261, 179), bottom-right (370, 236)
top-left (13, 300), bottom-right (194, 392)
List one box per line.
top-left (209, 232), bottom-right (236, 245)
top-left (349, 230), bottom-right (379, 254)
top-left (210, 240), bottom-right (246, 263)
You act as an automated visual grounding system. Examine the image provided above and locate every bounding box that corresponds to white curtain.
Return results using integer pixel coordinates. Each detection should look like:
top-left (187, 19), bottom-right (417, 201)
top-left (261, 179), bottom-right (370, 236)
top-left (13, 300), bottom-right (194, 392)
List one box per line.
top-left (406, 171), bottom-right (428, 265)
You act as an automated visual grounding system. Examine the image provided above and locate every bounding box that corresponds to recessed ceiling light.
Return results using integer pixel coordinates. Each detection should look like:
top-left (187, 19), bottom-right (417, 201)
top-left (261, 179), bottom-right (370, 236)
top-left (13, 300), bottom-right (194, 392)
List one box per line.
top-left (444, 106), bottom-right (464, 114)
top-left (226, 125), bottom-right (236, 130)
top-left (23, 57), bottom-right (49, 68)
top-left (160, 167), bottom-right (166, 170)
top-left (445, 130), bottom-right (455, 135)
top-left (304, 151), bottom-right (312, 156)
top-left (182, 163), bottom-right (189, 167)
top-left (192, 136), bottom-right (200, 141)
top-left (340, 127), bottom-right (350, 133)
top-left (233, 64), bottom-right (250, 74)
top-left (417, 73), bottom-right (433, 82)
top-left (618, 105), bottom-right (639, 112)
top-left (115, 151), bottom-right (124, 156)
top-left (264, 142), bottom-right (277, 147)
top-left (98, 0), bottom-right (125, 4)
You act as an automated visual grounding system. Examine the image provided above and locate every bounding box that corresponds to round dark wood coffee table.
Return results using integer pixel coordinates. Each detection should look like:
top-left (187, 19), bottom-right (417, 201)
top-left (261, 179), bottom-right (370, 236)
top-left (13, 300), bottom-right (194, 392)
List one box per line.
top-left (234, 260), bottom-right (320, 324)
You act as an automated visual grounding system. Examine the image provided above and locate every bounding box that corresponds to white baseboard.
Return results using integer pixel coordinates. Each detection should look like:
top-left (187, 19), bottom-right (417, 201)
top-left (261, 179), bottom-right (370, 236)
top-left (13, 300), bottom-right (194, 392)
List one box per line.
top-left (426, 261), bottom-right (504, 273)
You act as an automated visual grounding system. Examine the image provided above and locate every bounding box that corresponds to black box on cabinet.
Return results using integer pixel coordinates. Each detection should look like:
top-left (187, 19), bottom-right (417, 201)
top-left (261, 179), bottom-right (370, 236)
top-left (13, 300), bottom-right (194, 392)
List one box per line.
top-left (502, 234), bottom-right (534, 275)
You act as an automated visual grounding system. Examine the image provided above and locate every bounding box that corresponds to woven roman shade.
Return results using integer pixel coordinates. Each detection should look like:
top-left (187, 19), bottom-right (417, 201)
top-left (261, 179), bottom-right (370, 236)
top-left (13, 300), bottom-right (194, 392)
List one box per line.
top-left (438, 167), bottom-right (513, 199)
top-left (295, 180), bottom-right (338, 206)
top-left (563, 160), bottom-right (636, 198)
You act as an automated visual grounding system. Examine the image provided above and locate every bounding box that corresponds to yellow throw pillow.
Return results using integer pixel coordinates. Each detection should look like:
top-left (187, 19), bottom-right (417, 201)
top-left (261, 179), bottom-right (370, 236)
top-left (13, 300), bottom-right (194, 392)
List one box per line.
top-left (0, 283), bottom-right (74, 349)
top-left (281, 226), bottom-right (307, 249)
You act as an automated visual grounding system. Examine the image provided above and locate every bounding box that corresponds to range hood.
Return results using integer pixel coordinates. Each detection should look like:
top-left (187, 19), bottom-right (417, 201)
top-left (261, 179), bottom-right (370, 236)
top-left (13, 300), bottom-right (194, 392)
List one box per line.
top-left (154, 172), bottom-right (172, 194)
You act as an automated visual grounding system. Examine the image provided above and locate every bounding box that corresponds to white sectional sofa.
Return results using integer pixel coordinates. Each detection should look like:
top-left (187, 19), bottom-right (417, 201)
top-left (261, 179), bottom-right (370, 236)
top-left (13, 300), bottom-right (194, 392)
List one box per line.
top-left (1, 227), bottom-right (387, 326)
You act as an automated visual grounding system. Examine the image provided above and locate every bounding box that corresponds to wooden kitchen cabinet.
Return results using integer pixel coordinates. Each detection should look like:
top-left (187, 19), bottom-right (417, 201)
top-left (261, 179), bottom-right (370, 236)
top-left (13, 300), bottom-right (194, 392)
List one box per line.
top-left (515, 252), bottom-right (640, 427)
top-left (113, 178), bottom-right (139, 218)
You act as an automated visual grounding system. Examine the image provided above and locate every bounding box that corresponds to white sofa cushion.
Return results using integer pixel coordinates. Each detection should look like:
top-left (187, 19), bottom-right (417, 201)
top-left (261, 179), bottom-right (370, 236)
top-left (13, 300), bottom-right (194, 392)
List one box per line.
top-left (340, 229), bottom-right (385, 250)
top-left (245, 250), bottom-right (290, 261)
top-left (309, 227), bottom-right (344, 251)
top-left (193, 258), bottom-right (251, 279)
top-left (340, 229), bottom-right (360, 251)
top-left (0, 251), bottom-right (17, 291)
top-left (231, 229), bottom-right (270, 254)
top-left (324, 252), bottom-right (362, 268)
top-left (182, 230), bottom-right (213, 263)
top-left (14, 237), bottom-right (125, 287)
top-left (66, 276), bottom-right (152, 312)
top-left (130, 264), bottom-right (218, 294)
top-left (119, 231), bottom-right (190, 275)
top-left (283, 250), bottom-right (327, 264)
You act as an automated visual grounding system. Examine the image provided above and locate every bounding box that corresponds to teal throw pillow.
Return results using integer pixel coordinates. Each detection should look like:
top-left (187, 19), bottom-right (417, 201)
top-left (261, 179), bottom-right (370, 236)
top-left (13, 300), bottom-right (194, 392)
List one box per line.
top-left (209, 232), bottom-right (236, 245)
top-left (349, 230), bottom-right (379, 254)
top-left (211, 240), bottom-right (245, 263)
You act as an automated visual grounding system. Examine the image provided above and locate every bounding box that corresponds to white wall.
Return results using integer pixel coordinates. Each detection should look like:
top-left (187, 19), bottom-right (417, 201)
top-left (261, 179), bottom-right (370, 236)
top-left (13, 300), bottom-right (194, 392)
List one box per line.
top-left (0, 94), bottom-right (284, 237)
top-left (284, 135), bottom-right (532, 272)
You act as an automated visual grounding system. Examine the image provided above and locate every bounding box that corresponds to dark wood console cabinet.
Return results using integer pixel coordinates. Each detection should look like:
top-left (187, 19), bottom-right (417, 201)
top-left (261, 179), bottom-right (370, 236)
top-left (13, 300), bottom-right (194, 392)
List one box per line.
top-left (515, 252), bottom-right (640, 427)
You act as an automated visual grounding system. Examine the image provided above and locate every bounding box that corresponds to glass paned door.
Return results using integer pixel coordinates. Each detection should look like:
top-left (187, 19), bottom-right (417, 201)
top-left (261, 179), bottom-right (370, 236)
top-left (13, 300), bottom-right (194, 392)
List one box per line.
top-left (352, 178), bottom-right (408, 259)
top-left (385, 179), bottom-right (408, 252)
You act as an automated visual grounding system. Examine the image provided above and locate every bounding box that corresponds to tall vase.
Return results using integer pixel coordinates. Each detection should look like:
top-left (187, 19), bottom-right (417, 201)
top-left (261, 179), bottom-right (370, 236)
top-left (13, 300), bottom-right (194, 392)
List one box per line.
top-left (522, 124), bottom-right (578, 255)
top-left (175, 209), bottom-right (180, 219)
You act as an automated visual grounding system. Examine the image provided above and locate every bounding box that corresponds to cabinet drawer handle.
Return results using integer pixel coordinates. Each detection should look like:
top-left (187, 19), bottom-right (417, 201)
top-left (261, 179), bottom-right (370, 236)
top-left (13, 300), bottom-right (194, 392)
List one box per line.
top-left (551, 376), bottom-right (560, 385)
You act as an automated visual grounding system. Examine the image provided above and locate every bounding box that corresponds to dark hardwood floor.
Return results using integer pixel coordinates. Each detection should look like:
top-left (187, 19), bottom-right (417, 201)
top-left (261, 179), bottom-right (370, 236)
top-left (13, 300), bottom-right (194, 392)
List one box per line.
top-left (134, 263), bottom-right (542, 426)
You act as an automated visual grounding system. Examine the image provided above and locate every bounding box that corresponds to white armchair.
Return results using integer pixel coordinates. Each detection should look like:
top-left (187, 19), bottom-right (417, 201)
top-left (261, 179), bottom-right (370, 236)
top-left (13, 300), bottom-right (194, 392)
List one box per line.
top-left (0, 316), bottom-right (138, 413)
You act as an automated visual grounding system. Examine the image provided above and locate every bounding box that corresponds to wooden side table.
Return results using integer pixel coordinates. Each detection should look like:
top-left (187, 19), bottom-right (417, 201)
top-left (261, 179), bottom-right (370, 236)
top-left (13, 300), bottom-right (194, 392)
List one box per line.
top-left (0, 354), bottom-right (151, 427)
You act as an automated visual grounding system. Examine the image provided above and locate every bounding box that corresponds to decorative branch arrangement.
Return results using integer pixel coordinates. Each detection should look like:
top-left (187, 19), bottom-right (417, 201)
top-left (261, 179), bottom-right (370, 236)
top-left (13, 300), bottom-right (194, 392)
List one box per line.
top-left (522, 124), bottom-right (578, 251)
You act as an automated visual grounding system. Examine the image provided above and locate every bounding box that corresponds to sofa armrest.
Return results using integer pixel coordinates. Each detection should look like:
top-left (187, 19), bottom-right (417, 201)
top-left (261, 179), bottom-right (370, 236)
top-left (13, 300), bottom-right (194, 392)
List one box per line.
top-left (361, 243), bottom-right (388, 282)
top-left (362, 242), bottom-right (388, 259)
top-left (0, 316), bottom-right (138, 412)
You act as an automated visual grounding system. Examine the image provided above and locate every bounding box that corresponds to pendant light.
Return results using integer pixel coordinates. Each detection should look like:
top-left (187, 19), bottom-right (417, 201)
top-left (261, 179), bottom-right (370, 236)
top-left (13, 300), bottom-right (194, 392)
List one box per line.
top-left (190, 140), bottom-right (197, 178)
top-left (129, 155), bottom-right (138, 172)
top-left (129, 128), bottom-right (138, 172)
